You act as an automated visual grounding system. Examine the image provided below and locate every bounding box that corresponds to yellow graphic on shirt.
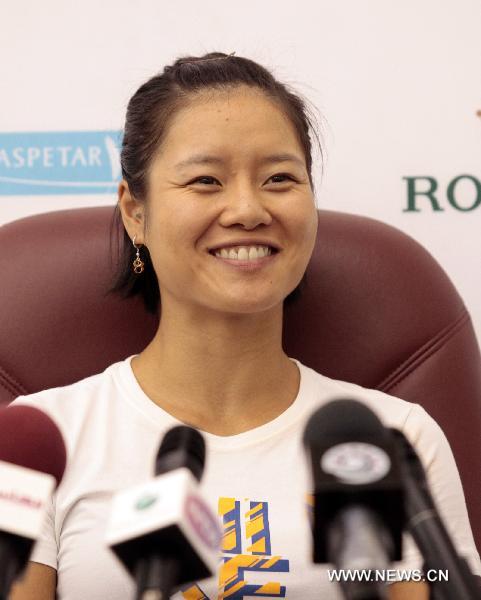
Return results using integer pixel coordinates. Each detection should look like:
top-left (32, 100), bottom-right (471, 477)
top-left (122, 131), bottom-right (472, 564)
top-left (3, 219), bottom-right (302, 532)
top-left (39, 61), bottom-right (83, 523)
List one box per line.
top-left (219, 497), bottom-right (242, 554)
top-left (181, 497), bottom-right (290, 599)
top-left (182, 586), bottom-right (209, 600)
top-left (245, 502), bottom-right (269, 554)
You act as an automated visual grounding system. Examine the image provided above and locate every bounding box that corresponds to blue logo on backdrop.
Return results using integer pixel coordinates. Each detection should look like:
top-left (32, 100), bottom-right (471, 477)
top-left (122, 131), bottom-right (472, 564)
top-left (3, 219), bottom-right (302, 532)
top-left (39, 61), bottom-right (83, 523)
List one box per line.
top-left (0, 131), bottom-right (122, 195)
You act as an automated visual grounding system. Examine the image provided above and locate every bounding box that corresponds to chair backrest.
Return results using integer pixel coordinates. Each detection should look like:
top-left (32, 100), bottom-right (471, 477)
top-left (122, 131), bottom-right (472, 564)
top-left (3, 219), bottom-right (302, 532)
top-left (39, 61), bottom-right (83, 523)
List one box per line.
top-left (2, 206), bottom-right (481, 551)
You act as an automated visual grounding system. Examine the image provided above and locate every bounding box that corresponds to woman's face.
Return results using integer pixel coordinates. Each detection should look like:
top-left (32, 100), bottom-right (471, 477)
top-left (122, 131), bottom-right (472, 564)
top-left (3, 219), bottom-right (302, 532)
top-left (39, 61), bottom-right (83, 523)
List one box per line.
top-left (141, 85), bottom-right (318, 316)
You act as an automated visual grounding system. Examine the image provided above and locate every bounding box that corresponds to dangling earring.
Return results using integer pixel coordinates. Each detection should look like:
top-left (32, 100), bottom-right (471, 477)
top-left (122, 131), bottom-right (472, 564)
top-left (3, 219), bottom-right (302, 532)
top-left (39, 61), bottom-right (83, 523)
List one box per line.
top-left (132, 235), bottom-right (145, 274)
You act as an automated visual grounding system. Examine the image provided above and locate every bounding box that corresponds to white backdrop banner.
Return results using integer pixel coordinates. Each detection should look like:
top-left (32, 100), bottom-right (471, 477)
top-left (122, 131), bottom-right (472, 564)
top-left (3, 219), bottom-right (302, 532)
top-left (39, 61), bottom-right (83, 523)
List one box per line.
top-left (1, 0), bottom-right (480, 340)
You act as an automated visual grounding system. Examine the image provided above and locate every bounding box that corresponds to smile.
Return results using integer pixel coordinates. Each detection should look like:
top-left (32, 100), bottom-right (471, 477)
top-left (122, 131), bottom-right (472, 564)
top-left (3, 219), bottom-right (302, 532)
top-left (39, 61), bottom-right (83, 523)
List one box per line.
top-left (211, 245), bottom-right (274, 261)
top-left (208, 244), bottom-right (279, 271)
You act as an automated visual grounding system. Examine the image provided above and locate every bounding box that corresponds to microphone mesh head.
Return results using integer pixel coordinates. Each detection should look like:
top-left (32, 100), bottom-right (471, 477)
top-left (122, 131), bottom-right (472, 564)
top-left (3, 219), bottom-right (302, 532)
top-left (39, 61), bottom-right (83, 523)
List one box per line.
top-left (0, 405), bottom-right (67, 486)
top-left (156, 425), bottom-right (206, 482)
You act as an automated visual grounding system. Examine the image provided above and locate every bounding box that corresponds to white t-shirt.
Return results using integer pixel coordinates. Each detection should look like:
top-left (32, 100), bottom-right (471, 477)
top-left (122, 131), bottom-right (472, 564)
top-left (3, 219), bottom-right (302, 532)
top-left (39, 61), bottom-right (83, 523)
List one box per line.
top-left (11, 357), bottom-right (481, 599)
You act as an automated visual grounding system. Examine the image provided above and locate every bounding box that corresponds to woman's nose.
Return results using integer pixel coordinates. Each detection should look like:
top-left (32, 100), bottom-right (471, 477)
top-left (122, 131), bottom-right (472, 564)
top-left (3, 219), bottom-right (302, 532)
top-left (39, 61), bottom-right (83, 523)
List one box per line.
top-left (217, 187), bottom-right (273, 230)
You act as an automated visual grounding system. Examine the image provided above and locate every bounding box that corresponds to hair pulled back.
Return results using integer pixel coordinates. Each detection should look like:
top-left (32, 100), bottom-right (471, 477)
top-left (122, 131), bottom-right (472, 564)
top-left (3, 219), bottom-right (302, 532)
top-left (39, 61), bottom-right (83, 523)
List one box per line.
top-left (112, 52), bottom-right (322, 314)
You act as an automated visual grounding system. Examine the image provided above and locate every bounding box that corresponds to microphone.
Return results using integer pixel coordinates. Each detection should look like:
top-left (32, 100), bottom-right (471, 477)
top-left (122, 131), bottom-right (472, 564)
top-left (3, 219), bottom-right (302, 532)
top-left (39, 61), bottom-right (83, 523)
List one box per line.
top-left (390, 429), bottom-right (480, 600)
top-left (0, 405), bottom-right (67, 599)
top-left (303, 399), bottom-right (405, 600)
top-left (106, 425), bottom-right (222, 600)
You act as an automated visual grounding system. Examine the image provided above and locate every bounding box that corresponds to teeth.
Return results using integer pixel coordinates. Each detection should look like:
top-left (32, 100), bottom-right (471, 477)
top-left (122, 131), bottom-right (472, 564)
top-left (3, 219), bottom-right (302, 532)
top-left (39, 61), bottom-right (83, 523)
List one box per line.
top-left (214, 245), bottom-right (273, 260)
top-left (238, 247), bottom-right (248, 260)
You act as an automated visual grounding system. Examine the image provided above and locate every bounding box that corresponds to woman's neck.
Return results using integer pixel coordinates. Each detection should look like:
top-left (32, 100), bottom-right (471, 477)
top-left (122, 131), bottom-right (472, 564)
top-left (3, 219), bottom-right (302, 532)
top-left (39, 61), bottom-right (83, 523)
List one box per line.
top-left (131, 303), bottom-right (300, 435)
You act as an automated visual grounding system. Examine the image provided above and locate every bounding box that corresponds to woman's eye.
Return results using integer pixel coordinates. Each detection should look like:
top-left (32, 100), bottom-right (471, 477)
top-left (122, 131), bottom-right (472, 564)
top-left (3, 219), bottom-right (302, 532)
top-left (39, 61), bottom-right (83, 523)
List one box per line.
top-left (267, 173), bottom-right (295, 184)
top-left (190, 176), bottom-right (220, 185)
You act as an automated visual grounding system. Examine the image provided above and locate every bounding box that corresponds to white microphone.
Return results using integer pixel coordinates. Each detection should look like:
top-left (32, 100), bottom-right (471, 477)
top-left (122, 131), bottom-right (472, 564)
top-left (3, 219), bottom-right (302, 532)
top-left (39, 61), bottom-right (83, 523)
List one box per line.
top-left (0, 405), bottom-right (66, 598)
top-left (106, 425), bottom-right (221, 600)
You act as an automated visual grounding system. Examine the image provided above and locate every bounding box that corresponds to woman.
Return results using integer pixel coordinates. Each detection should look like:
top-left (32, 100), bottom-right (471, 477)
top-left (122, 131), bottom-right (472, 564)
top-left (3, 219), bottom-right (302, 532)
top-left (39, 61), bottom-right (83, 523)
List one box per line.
top-left (11, 52), bottom-right (480, 599)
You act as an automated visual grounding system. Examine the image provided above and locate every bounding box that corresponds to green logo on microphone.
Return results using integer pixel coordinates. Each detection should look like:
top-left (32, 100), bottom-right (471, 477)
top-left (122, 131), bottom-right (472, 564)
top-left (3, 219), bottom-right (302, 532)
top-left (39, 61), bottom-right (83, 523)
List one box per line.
top-left (135, 494), bottom-right (158, 511)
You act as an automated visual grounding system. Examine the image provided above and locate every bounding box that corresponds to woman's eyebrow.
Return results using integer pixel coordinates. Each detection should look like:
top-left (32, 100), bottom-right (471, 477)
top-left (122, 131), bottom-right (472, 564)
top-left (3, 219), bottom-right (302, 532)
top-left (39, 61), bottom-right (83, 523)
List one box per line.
top-left (258, 153), bottom-right (306, 168)
top-left (174, 153), bottom-right (305, 171)
top-left (174, 155), bottom-right (224, 170)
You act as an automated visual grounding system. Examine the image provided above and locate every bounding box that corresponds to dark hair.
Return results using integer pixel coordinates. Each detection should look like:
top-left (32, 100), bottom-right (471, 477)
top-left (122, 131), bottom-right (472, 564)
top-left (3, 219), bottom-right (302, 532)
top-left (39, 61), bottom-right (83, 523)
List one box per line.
top-left (111, 51), bottom-right (322, 314)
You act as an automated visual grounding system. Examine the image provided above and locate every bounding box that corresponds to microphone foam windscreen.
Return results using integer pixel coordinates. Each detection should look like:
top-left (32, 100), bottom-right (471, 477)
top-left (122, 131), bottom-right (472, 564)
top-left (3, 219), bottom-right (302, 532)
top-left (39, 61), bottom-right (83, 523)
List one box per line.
top-left (0, 405), bottom-right (67, 486)
top-left (156, 425), bottom-right (206, 482)
top-left (303, 398), bottom-right (388, 447)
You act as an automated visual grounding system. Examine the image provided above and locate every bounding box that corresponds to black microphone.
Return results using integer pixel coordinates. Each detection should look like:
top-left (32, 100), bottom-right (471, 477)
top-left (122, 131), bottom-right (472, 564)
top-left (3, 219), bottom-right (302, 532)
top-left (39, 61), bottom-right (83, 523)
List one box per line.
top-left (390, 429), bottom-right (480, 600)
top-left (303, 399), bottom-right (405, 600)
top-left (106, 425), bottom-right (221, 600)
top-left (0, 405), bottom-right (67, 599)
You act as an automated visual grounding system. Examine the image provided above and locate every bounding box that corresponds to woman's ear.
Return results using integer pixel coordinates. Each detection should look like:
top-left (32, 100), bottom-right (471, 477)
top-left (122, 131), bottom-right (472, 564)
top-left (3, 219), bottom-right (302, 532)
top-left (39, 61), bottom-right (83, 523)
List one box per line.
top-left (118, 180), bottom-right (145, 244)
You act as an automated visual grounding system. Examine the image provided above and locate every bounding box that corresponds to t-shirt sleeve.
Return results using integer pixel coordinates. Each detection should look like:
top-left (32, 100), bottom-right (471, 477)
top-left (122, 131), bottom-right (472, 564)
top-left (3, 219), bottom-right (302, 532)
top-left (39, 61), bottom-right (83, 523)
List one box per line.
top-left (30, 500), bottom-right (58, 569)
top-left (28, 487), bottom-right (58, 570)
top-left (398, 403), bottom-right (481, 576)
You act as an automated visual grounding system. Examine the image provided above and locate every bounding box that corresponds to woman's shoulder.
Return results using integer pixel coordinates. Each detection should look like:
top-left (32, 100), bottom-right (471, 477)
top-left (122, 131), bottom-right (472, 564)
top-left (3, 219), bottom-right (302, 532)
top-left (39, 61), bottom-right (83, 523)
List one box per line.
top-left (8, 355), bottom-right (162, 468)
top-left (8, 357), bottom-right (136, 450)
top-left (10, 358), bottom-right (128, 412)
top-left (295, 359), bottom-right (437, 439)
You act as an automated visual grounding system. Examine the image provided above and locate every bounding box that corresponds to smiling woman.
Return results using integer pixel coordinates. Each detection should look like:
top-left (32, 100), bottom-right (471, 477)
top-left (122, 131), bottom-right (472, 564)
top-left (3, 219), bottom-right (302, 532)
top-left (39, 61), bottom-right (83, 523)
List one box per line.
top-left (111, 53), bottom-right (321, 315)
top-left (10, 53), bottom-right (480, 600)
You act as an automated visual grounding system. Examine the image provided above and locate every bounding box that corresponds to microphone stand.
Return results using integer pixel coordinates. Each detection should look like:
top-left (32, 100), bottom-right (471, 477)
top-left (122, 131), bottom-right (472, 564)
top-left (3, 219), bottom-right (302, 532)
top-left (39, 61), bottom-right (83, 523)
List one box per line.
top-left (0, 534), bottom-right (23, 600)
top-left (391, 430), bottom-right (479, 600)
top-left (135, 555), bottom-right (179, 600)
top-left (404, 476), bottom-right (479, 600)
top-left (329, 506), bottom-right (388, 600)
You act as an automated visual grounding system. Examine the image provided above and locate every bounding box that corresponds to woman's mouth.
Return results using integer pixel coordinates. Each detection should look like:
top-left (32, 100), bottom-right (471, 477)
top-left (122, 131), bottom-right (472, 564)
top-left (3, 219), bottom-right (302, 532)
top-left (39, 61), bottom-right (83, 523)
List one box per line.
top-left (208, 245), bottom-right (279, 270)
top-left (210, 245), bottom-right (276, 261)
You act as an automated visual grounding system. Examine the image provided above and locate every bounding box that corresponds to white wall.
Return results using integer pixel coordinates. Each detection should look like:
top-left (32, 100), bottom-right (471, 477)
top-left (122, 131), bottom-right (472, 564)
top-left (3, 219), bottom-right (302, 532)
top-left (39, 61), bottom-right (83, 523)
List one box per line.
top-left (1, 0), bottom-right (480, 340)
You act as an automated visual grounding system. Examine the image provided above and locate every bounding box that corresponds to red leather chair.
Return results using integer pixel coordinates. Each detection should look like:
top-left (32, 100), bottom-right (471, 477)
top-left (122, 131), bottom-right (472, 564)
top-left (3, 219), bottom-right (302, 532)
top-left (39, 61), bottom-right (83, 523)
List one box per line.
top-left (1, 207), bottom-right (481, 554)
